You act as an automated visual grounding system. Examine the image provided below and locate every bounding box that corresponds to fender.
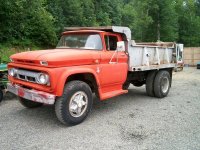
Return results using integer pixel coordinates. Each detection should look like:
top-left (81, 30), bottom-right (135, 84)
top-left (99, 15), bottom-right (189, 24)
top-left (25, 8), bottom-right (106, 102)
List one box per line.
top-left (55, 66), bottom-right (101, 96)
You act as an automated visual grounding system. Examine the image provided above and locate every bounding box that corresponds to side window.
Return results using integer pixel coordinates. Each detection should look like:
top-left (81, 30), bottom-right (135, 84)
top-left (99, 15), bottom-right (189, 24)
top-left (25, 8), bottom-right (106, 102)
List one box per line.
top-left (104, 35), bottom-right (118, 51)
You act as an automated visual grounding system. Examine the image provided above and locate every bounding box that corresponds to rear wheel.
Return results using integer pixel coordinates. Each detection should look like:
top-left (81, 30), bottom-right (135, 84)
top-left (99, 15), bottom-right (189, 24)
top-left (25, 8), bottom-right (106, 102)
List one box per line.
top-left (18, 97), bottom-right (43, 108)
top-left (146, 71), bottom-right (157, 97)
top-left (154, 70), bottom-right (171, 98)
top-left (55, 81), bottom-right (93, 125)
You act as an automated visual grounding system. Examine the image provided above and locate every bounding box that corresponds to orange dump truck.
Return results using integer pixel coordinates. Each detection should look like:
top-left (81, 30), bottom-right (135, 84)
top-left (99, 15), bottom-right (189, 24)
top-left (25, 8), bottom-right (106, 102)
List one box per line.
top-left (7, 26), bottom-right (183, 125)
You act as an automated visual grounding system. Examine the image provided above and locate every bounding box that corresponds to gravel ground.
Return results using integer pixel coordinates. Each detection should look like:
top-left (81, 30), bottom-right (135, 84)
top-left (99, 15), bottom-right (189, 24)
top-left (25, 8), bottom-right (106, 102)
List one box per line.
top-left (0, 67), bottom-right (200, 150)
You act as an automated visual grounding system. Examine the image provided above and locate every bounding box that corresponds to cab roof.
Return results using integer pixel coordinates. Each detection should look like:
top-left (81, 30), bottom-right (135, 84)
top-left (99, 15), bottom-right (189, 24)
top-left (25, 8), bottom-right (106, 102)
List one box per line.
top-left (64, 26), bottom-right (131, 40)
top-left (62, 30), bottom-right (104, 35)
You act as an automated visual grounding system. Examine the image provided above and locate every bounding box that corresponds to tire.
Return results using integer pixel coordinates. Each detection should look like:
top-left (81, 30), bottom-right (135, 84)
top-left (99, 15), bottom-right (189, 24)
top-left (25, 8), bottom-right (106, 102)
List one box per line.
top-left (0, 89), bottom-right (3, 103)
top-left (154, 70), bottom-right (171, 98)
top-left (132, 81), bottom-right (144, 87)
top-left (18, 97), bottom-right (43, 108)
top-left (146, 71), bottom-right (157, 97)
top-left (55, 81), bottom-right (93, 125)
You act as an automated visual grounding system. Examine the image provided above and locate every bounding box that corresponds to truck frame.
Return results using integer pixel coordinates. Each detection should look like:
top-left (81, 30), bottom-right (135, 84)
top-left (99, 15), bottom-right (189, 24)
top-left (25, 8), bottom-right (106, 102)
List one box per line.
top-left (7, 26), bottom-right (182, 125)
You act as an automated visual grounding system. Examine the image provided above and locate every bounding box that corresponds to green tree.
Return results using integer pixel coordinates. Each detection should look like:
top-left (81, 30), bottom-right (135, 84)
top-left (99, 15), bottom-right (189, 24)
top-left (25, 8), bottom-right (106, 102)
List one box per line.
top-left (1, 0), bottom-right (200, 48)
top-left (108, 0), bottom-right (123, 25)
top-left (0, 0), bottom-right (57, 47)
top-left (144, 0), bottom-right (178, 42)
top-left (122, 0), bottom-right (154, 41)
top-left (46, 0), bottom-right (65, 34)
top-left (177, 0), bottom-right (200, 46)
top-left (62, 0), bottom-right (84, 26)
top-left (81, 0), bottom-right (97, 26)
top-left (27, 0), bottom-right (57, 46)
top-left (94, 0), bottom-right (112, 26)
top-left (196, 0), bottom-right (200, 15)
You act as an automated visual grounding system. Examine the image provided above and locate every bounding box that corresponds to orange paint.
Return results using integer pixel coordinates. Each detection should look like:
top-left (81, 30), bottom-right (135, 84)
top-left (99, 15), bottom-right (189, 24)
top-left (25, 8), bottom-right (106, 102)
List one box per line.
top-left (8, 30), bottom-right (128, 101)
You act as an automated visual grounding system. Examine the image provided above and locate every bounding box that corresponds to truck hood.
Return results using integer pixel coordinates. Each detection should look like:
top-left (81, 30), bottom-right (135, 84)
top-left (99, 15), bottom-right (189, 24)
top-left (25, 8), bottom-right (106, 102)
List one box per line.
top-left (10, 49), bottom-right (100, 67)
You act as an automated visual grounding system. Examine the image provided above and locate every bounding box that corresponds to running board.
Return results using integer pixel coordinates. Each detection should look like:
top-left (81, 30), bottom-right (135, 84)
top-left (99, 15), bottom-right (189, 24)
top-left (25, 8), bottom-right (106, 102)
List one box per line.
top-left (101, 90), bottom-right (128, 100)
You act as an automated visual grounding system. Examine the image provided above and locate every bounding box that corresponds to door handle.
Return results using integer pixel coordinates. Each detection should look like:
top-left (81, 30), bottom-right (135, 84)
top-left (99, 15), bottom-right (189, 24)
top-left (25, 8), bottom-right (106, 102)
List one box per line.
top-left (120, 54), bottom-right (126, 56)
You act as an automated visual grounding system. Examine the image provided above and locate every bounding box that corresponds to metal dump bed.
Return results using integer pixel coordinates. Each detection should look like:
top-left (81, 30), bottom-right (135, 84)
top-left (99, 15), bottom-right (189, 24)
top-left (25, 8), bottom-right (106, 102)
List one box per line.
top-left (128, 42), bottom-right (179, 72)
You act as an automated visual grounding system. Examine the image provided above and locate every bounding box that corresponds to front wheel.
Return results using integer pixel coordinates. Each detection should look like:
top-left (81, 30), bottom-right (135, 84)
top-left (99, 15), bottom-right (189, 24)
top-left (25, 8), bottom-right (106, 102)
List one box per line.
top-left (55, 81), bottom-right (93, 125)
top-left (18, 97), bottom-right (43, 108)
top-left (154, 70), bottom-right (171, 98)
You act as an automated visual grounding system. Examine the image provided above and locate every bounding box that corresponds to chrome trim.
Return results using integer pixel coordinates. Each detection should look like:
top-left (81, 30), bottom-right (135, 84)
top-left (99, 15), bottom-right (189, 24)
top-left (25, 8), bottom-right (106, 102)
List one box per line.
top-left (15, 69), bottom-right (38, 83)
top-left (7, 83), bottom-right (55, 104)
top-left (10, 68), bottom-right (49, 85)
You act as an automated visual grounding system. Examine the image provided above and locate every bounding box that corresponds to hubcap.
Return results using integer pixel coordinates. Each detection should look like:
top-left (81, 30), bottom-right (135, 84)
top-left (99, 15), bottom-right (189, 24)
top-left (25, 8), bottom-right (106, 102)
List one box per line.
top-left (69, 91), bottom-right (88, 118)
top-left (161, 77), bottom-right (169, 93)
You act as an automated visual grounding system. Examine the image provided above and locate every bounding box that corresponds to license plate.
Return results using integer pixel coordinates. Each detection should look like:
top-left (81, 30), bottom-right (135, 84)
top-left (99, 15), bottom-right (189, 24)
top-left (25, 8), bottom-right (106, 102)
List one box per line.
top-left (18, 87), bottom-right (25, 97)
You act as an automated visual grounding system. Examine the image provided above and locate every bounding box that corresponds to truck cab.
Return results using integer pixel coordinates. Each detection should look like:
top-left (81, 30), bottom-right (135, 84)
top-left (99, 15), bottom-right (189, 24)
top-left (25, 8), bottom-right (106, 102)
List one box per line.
top-left (57, 29), bottom-right (128, 100)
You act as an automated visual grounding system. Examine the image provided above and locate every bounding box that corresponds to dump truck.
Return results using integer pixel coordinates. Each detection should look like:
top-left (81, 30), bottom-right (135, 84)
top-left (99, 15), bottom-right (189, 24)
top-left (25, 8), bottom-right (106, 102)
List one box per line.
top-left (7, 26), bottom-right (183, 125)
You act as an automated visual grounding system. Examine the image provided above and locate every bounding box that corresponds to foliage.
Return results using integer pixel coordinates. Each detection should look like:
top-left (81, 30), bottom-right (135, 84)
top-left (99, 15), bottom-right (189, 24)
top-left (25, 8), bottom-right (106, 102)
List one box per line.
top-left (0, 0), bottom-right (57, 48)
top-left (177, 0), bottom-right (200, 46)
top-left (0, 0), bottom-right (200, 48)
top-left (143, 0), bottom-right (179, 42)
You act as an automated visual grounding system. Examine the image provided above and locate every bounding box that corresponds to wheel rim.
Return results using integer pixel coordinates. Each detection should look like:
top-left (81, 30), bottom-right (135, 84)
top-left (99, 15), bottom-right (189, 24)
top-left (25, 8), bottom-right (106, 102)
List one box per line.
top-left (69, 91), bottom-right (88, 118)
top-left (161, 77), bottom-right (169, 93)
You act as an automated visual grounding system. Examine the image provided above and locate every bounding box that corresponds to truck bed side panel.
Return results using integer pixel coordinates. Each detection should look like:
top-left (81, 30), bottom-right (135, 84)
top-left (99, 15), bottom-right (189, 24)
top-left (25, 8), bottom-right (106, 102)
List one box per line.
top-left (128, 45), bottom-right (175, 71)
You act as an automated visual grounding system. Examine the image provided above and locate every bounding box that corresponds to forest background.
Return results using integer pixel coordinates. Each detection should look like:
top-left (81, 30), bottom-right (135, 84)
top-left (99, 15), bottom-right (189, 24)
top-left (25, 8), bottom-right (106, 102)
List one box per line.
top-left (0, 0), bottom-right (200, 61)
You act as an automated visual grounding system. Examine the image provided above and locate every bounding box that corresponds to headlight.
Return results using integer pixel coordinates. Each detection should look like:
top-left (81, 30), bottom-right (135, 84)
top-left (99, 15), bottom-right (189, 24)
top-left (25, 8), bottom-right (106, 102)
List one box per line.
top-left (8, 68), bottom-right (17, 77)
top-left (36, 73), bottom-right (49, 85)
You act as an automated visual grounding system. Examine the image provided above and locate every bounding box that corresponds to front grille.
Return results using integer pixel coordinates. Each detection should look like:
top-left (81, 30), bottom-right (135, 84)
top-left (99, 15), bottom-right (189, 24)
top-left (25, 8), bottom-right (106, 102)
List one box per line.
top-left (15, 69), bottom-right (39, 84)
top-left (27, 76), bottom-right (36, 82)
top-left (19, 75), bottom-right (26, 80)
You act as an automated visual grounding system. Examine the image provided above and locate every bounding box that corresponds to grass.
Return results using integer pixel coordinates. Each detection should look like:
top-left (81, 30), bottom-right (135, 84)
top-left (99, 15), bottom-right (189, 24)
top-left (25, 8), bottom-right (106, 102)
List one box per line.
top-left (0, 44), bottom-right (42, 63)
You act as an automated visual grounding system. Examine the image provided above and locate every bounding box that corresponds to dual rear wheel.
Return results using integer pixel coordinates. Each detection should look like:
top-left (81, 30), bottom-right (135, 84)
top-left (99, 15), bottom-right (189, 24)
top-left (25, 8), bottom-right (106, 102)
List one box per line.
top-left (146, 70), bottom-right (171, 98)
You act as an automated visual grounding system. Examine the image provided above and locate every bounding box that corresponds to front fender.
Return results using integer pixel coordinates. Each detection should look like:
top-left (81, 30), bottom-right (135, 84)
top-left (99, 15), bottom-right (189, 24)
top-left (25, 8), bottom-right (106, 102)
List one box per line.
top-left (55, 66), bottom-right (100, 96)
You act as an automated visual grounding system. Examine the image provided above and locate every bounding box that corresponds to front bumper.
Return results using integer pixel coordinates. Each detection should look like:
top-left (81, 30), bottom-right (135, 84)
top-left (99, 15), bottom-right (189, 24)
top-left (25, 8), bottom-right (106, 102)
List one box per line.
top-left (7, 83), bottom-right (55, 104)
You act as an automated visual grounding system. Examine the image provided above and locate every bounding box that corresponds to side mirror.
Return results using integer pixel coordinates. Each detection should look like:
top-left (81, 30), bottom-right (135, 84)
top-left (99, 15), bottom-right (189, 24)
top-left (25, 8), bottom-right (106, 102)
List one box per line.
top-left (117, 41), bottom-right (125, 52)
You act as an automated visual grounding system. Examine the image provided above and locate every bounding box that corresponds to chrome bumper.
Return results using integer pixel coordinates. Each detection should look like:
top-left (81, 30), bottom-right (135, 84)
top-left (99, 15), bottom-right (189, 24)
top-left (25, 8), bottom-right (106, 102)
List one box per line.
top-left (7, 83), bottom-right (55, 104)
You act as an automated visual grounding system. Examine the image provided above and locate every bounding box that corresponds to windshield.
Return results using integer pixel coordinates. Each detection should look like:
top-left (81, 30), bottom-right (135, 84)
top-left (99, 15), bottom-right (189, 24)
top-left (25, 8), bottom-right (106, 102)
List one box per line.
top-left (56, 33), bottom-right (102, 50)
